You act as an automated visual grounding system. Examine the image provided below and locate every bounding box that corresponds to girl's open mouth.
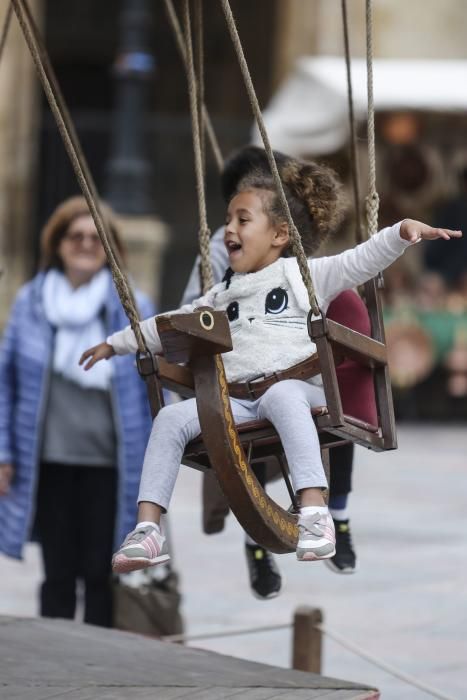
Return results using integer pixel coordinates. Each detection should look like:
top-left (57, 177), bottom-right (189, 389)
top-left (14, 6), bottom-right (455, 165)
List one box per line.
top-left (226, 240), bottom-right (242, 255)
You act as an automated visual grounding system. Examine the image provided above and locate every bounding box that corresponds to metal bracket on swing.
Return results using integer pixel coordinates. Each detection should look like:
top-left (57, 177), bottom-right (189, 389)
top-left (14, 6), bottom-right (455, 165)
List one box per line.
top-left (136, 350), bottom-right (158, 378)
top-left (306, 308), bottom-right (327, 342)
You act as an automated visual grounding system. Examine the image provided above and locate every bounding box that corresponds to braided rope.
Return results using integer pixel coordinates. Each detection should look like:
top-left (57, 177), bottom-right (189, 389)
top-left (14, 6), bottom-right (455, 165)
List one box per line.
top-left (0, 2), bottom-right (12, 64)
top-left (365, 0), bottom-right (379, 237)
top-left (341, 0), bottom-right (363, 243)
top-left (220, 0), bottom-right (319, 316)
top-left (163, 0), bottom-right (223, 173)
top-left (11, 0), bottom-right (148, 354)
top-left (182, 0), bottom-right (213, 293)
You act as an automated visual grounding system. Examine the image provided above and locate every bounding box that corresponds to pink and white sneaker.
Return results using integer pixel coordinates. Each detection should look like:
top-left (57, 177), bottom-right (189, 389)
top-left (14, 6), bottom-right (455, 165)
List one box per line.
top-left (112, 524), bottom-right (170, 574)
top-left (296, 511), bottom-right (336, 562)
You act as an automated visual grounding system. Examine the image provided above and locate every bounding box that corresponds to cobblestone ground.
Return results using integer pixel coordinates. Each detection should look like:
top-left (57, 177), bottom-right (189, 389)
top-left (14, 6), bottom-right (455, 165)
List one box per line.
top-left (1, 424), bottom-right (466, 700)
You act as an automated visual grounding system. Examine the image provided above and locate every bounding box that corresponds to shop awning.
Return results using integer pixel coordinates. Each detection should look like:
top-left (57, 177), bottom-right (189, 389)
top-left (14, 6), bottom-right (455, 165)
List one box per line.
top-left (254, 57), bottom-right (467, 156)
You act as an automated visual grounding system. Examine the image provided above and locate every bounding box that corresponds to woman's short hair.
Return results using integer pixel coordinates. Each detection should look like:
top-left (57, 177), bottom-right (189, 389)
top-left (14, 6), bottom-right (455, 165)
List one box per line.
top-left (40, 195), bottom-right (124, 270)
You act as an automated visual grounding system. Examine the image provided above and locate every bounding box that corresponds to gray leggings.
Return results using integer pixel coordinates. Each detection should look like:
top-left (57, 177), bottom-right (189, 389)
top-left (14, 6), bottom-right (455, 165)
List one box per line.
top-left (138, 379), bottom-right (327, 511)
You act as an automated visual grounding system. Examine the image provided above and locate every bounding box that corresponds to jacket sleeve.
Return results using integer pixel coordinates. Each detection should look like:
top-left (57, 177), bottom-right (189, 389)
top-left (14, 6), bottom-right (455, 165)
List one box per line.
top-left (311, 222), bottom-right (412, 309)
top-left (0, 297), bottom-right (21, 464)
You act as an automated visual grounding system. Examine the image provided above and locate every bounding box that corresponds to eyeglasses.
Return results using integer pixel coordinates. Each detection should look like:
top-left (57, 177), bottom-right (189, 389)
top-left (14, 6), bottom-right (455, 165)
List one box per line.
top-left (64, 231), bottom-right (102, 246)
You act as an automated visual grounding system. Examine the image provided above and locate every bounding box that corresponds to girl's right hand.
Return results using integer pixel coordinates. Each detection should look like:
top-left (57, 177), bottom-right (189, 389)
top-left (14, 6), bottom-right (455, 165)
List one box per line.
top-left (0, 463), bottom-right (14, 496)
top-left (79, 342), bottom-right (115, 371)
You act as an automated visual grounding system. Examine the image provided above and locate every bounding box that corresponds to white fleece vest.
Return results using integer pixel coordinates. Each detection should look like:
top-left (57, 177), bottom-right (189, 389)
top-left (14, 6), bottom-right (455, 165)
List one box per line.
top-left (215, 258), bottom-right (317, 383)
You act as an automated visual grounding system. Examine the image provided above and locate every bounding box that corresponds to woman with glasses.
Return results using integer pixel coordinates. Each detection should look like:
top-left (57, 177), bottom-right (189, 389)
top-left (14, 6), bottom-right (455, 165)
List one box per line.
top-left (0, 196), bottom-right (154, 627)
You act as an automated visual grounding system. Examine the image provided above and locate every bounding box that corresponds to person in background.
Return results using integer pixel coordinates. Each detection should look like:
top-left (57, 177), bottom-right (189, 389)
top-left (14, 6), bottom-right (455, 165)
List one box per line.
top-left (425, 165), bottom-right (467, 291)
top-left (180, 147), bottom-right (357, 599)
top-left (0, 196), bottom-right (154, 627)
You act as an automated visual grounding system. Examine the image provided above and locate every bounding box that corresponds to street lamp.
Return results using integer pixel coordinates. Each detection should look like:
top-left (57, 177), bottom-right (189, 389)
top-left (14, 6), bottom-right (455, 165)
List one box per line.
top-left (106, 0), bottom-right (156, 215)
top-left (105, 0), bottom-right (168, 304)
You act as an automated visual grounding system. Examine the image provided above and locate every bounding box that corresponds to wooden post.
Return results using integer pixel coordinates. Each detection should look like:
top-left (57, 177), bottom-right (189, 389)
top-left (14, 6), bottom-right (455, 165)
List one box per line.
top-left (292, 606), bottom-right (323, 674)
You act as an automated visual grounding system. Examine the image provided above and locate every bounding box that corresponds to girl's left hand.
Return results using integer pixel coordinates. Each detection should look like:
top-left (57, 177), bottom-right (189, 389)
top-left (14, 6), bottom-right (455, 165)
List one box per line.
top-left (79, 342), bottom-right (115, 370)
top-left (400, 219), bottom-right (462, 243)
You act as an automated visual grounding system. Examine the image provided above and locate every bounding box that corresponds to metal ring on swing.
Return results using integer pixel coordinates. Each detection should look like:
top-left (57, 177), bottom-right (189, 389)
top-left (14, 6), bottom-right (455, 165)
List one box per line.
top-left (199, 310), bottom-right (214, 331)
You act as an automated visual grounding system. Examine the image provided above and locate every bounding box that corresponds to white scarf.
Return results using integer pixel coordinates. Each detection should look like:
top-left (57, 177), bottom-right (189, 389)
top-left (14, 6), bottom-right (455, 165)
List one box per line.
top-left (42, 268), bottom-right (113, 390)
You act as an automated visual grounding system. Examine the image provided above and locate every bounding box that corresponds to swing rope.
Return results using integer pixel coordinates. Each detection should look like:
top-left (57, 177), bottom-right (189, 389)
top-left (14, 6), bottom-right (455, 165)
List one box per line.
top-left (182, 0), bottom-right (213, 294)
top-left (10, 0), bottom-right (149, 355)
top-left (365, 0), bottom-right (379, 237)
top-left (0, 2), bottom-right (12, 64)
top-left (220, 0), bottom-right (320, 317)
top-left (163, 0), bottom-right (223, 173)
top-left (194, 0), bottom-right (206, 180)
top-left (341, 0), bottom-right (363, 243)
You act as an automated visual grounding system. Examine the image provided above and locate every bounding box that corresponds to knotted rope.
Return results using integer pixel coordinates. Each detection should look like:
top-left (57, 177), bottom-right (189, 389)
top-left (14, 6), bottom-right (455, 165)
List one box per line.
top-left (365, 0), bottom-right (379, 237)
top-left (220, 0), bottom-right (320, 317)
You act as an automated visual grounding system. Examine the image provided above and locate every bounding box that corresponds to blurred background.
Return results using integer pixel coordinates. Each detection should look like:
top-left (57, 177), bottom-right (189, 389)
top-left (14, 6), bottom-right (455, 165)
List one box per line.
top-left (1, 0), bottom-right (467, 416)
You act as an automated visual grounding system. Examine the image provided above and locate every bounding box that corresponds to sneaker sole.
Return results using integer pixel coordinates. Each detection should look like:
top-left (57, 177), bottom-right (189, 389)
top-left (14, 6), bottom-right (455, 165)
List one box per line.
top-left (324, 558), bottom-right (357, 574)
top-left (296, 548), bottom-right (336, 562)
top-left (250, 576), bottom-right (284, 601)
top-left (251, 588), bottom-right (281, 600)
top-left (112, 553), bottom-right (170, 574)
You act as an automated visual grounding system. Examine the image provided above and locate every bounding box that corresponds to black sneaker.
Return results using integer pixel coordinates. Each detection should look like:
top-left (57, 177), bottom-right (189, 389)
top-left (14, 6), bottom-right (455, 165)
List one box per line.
top-left (245, 544), bottom-right (282, 599)
top-left (324, 519), bottom-right (357, 574)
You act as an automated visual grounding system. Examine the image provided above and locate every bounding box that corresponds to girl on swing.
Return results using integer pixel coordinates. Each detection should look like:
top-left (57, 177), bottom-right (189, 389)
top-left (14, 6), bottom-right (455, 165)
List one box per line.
top-left (81, 157), bottom-right (461, 573)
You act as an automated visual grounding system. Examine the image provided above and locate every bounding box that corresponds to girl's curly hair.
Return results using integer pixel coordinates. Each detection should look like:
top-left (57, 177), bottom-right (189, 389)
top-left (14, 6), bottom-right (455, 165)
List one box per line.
top-left (234, 158), bottom-right (345, 256)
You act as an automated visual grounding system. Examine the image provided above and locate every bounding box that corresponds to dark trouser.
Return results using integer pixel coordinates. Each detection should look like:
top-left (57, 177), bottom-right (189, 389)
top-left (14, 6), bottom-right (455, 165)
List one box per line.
top-left (253, 444), bottom-right (354, 498)
top-left (329, 443), bottom-right (354, 510)
top-left (35, 462), bottom-right (117, 627)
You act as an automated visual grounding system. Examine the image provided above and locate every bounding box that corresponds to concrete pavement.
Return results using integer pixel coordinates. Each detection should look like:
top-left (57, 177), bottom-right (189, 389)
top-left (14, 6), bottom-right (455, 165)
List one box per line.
top-left (1, 424), bottom-right (466, 699)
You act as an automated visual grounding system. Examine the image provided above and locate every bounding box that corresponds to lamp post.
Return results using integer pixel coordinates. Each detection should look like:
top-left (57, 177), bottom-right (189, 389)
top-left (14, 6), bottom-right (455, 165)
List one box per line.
top-left (106, 0), bottom-right (156, 214)
top-left (106, 0), bottom-right (167, 302)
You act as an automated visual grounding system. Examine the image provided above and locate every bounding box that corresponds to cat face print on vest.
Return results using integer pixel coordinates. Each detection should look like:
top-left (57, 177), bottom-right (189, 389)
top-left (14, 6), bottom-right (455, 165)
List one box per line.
top-left (215, 258), bottom-right (316, 383)
top-left (224, 190), bottom-right (289, 274)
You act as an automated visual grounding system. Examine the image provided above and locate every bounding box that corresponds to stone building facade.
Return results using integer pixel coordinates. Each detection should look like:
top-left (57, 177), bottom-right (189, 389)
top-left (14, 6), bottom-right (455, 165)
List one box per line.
top-left (1, 0), bottom-right (467, 327)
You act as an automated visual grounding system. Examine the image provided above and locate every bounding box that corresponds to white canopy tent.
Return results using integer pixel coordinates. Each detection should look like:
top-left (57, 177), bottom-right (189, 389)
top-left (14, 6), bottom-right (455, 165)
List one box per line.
top-left (254, 57), bottom-right (467, 156)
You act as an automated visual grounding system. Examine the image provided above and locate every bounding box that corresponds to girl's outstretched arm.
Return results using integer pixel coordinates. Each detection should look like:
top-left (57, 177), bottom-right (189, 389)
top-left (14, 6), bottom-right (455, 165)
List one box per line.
top-left (79, 312), bottom-right (162, 370)
top-left (311, 220), bottom-right (461, 310)
top-left (399, 219), bottom-right (462, 243)
top-left (80, 283), bottom-right (223, 370)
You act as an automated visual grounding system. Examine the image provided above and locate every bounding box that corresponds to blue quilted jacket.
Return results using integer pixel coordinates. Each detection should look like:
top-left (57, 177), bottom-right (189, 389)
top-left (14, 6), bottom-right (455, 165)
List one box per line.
top-left (0, 272), bottom-right (155, 559)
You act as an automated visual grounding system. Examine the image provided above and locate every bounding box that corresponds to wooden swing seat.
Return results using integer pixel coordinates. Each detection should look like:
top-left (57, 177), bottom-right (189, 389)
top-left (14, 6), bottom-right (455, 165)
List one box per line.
top-left (139, 283), bottom-right (396, 554)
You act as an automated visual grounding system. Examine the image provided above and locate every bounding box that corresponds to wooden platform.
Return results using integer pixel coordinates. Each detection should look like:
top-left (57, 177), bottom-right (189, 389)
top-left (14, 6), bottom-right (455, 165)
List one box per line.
top-left (0, 615), bottom-right (379, 699)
